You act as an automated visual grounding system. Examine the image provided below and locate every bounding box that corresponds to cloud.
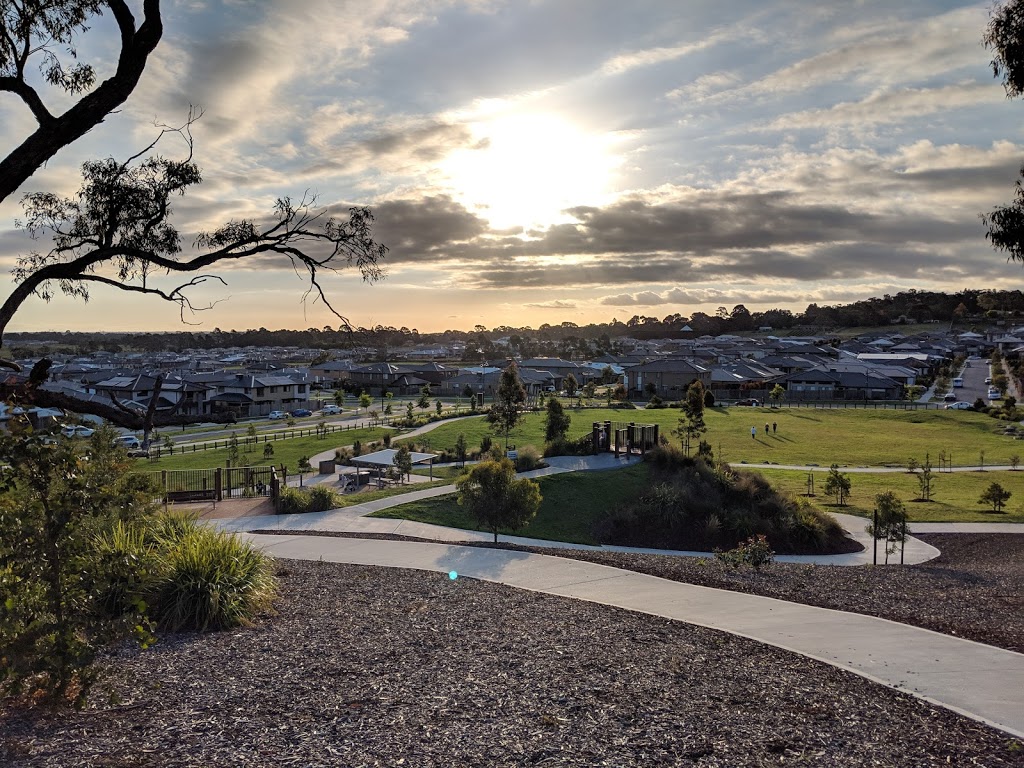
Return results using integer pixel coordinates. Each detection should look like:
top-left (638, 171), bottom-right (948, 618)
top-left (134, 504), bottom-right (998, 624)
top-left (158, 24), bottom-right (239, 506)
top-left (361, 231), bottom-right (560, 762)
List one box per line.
top-left (524, 300), bottom-right (577, 309)
top-left (768, 82), bottom-right (1001, 131)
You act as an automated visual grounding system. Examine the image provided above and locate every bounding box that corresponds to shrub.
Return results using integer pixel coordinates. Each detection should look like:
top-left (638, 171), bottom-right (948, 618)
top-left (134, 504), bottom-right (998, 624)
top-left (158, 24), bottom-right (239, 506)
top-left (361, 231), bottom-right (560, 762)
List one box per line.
top-left (543, 432), bottom-right (594, 457)
top-left (515, 444), bottom-right (543, 471)
top-left (480, 435), bottom-right (493, 454)
top-left (597, 454), bottom-right (854, 555)
top-left (151, 526), bottom-right (277, 632)
top-left (714, 534), bottom-right (775, 570)
top-left (278, 485), bottom-right (342, 514)
top-left (306, 485), bottom-right (342, 512)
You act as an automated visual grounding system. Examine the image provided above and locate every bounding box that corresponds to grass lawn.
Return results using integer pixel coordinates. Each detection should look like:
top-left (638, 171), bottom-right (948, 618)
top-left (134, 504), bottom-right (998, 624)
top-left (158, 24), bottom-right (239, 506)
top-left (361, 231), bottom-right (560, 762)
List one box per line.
top-left (370, 462), bottom-right (652, 544)
top-left (757, 467), bottom-right (1024, 523)
top-left (410, 465), bottom-right (468, 481)
top-left (400, 406), bottom-right (1024, 469)
top-left (135, 427), bottom-right (390, 472)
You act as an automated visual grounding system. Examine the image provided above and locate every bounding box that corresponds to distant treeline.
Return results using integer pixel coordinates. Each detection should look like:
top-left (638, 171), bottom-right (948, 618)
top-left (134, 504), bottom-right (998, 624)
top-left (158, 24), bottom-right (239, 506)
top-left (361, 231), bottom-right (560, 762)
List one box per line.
top-left (6, 289), bottom-right (1022, 358)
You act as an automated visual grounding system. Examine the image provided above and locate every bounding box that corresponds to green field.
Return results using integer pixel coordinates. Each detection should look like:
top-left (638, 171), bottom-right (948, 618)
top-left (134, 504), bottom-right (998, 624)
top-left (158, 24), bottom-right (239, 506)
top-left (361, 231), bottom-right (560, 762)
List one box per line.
top-left (399, 407), bottom-right (1024, 469)
top-left (370, 463), bottom-right (652, 544)
top-left (758, 467), bottom-right (1024, 523)
top-left (136, 427), bottom-right (390, 472)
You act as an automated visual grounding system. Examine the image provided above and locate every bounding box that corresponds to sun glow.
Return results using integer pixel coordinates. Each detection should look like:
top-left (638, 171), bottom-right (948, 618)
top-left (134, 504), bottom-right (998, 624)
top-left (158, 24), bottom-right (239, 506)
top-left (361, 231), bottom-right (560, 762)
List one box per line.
top-left (440, 113), bottom-right (618, 230)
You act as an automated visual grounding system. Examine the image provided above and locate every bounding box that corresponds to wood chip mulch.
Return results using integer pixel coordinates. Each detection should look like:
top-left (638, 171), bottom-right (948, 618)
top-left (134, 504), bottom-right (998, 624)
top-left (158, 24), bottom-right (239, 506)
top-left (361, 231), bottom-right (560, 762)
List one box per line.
top-left (3, 557), bottom-right (1024, 767)
top-left (261, 529), bottom-right (1024, 654)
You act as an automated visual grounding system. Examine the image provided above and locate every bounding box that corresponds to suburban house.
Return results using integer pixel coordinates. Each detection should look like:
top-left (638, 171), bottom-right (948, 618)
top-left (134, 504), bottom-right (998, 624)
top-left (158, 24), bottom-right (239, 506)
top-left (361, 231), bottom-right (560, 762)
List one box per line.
top-left (777, 369), bottom-right (903, 400)
top-left (201, 373), bottom-right (310, 418)
top-left (308, 359), bottom-right (358, 386)
top-left (625, 358), bottom-right (711, 399)
top-left (88, 373), bottom-right (212, 416)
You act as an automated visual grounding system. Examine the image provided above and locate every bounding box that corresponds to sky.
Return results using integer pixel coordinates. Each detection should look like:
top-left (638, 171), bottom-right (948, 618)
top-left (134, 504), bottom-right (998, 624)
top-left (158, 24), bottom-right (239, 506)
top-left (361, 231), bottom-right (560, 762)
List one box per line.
top-left (1, 0), bottom-right (1023, 334)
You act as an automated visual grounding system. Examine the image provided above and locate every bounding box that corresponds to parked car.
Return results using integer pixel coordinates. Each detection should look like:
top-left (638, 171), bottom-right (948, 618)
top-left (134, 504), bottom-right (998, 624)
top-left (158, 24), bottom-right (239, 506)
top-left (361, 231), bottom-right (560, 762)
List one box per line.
top-left (321, 404), bottom-right (342, 415)
top-left (945, 401), bottom-right (972, 410)
top-left (988, 388), bottom-right (1001, 399)
top-left (291, 408), bottom-right (312, 417)
top-left (734, 398), bottom-right (760, 406)
top-left (61, 424), bottom-right (95, 438)
top-left (113, 434), bottom-right (142, 450)
top-left (268, 410), bottom-right (287, 419)
top-left (985, 377), bottom-right (993, 385)
top-left (942, 392), bottom-right (957, 402)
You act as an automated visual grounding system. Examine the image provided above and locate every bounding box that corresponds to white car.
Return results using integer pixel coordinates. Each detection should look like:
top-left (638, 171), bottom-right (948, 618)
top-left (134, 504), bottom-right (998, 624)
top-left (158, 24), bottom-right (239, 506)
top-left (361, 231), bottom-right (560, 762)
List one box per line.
top-left (62, 424), bottom-right (95, 438)
top-left (945, 402), bottom-right (972, 410)
top-left (268, 410), bottom-right (287, 419)
top-left (113, 434), bottom-right (142, 449)
top-left (988, 388), bottom-right (1001, 399)
top-left (321, 404), bottom-right (342, 415)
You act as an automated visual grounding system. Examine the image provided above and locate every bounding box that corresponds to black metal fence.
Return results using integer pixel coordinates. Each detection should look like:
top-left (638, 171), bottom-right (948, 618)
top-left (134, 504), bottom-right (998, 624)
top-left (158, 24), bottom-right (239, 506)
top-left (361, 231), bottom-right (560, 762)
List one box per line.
top-left (156, 418), bottom-right (394, 457)
top-left (140, 466), bottom-right (280, 504)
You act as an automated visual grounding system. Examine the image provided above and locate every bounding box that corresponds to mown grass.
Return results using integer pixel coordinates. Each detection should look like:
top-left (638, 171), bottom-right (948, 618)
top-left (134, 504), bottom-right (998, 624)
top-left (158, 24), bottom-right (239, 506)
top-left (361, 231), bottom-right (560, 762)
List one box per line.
top-left (756, 467), bottom-right (1024, 523)
top-left (410, 465), bottom-right (468, 481)
top-left (136, 427), bottom-right (390, 472)
top-left (399, 407), bottom-right (1024, 469)
top-left (370, 463), bottom-right (652, 545)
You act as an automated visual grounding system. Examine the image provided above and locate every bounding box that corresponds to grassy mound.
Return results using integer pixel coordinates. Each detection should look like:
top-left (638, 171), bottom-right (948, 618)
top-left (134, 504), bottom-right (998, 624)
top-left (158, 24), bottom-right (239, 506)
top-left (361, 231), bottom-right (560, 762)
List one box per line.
top-left (596, 447), bottom-right (859, 555)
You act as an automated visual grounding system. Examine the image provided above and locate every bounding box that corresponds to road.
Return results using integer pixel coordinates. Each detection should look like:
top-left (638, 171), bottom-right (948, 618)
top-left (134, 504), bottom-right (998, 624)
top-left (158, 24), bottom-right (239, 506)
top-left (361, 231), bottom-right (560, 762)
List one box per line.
top-left (955, 356), bottom-right (993, 406)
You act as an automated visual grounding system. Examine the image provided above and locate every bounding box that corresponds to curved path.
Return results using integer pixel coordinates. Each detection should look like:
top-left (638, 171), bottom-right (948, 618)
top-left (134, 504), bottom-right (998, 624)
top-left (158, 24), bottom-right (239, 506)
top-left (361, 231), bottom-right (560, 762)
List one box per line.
top-left (219, 452), bottom-right (942, 565)
top-left (240, 532), bottom-right (1024, 739)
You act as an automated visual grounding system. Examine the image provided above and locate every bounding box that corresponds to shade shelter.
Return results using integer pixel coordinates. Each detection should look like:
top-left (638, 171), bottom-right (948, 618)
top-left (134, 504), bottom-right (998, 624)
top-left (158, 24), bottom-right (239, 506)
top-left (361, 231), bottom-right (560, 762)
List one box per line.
top-left (348, 448), bottom-right (439, 487)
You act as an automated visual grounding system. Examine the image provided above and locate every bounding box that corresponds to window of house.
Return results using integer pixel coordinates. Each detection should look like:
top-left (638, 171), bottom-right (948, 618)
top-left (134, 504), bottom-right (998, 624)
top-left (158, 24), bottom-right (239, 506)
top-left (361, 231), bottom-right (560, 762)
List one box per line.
top-left (256, 388), bottom-right (265, 396)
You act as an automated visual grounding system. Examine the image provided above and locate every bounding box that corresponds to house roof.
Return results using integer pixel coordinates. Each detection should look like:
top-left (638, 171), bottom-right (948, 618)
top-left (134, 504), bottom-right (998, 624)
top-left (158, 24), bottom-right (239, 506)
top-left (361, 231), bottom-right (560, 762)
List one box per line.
top-left (350, 448), bottom-right (437, 468)
top-left (630, 357), bottom-right (709, 374)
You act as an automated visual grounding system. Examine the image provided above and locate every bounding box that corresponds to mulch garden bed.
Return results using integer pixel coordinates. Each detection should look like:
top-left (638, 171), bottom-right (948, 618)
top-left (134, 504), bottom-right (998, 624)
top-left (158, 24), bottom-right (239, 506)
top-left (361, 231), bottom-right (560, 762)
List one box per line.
top-left (2, 558), bottom-right (1023, 767)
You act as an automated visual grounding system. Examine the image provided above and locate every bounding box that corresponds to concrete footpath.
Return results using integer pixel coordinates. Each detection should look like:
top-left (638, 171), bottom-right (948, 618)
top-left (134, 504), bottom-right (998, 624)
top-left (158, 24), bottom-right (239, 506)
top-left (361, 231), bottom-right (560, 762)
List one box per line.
top-left (242, 532), bottom-right (1024, 739)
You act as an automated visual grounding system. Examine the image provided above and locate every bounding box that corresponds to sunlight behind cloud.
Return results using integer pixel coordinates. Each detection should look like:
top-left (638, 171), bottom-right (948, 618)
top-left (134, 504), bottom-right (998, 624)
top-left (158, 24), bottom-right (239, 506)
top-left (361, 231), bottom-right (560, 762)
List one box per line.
top-left (439, 113), bottom-right (619, 230)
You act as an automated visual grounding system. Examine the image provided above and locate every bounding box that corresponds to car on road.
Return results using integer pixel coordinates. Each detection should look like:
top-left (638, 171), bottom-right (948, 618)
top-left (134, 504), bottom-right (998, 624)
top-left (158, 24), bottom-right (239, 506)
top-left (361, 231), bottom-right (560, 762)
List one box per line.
top-left (942, 392), bottom-right (957, 402)
top-left (291, 408), bottom-right (313, 417)
top-left (268, 410), bottom-right (287, 419)
top-left (61, 424), bottom-right (95, 438)
top-left (985, 377), bottom-right (993, 385)
top-left (321, 404), bottom-right (342, 415)
top-left (988, 388), bottom-right (1001, 399)
top-left (734, 398), bottom-right (760, 406)
top-left (945, 401), bottom-right (973, 410)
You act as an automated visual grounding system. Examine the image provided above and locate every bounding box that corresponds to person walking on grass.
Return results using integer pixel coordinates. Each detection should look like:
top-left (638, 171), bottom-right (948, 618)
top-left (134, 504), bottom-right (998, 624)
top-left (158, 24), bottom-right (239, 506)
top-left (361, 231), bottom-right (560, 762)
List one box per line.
top-left (772, 421), bottom-right (777, 434)
top-left (751, 426), bottom-right (756, 439)
top-left (765, 423), bottom-right (770, 436)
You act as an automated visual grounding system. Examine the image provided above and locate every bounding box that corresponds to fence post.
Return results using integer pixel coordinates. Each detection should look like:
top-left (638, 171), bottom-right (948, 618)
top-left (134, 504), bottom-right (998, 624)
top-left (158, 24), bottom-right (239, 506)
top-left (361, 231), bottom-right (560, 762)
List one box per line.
top-left (215, 468), bottom-right (223, 502)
